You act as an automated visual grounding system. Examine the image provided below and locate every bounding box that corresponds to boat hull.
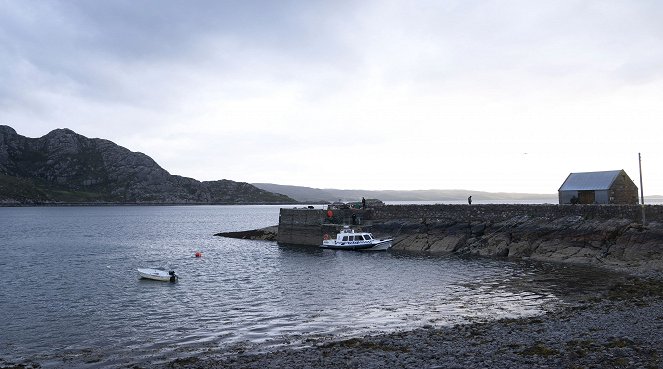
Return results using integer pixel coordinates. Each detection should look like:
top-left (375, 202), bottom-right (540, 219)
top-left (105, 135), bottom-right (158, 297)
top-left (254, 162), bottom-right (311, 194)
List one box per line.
top-left (320, 239), bottom-right (392, 251)
top-left (137, 268), bottom-right (177, 282)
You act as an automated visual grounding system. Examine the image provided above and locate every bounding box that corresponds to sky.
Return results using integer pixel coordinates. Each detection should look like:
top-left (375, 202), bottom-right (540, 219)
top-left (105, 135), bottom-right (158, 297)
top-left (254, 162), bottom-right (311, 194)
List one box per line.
top-left (2, 0), bottom-right (663, 194)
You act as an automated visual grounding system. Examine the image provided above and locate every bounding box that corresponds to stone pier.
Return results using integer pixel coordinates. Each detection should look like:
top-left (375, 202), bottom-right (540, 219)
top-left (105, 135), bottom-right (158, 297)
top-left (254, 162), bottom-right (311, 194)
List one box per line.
top-left (270, 204), bottom-right (663, 273)
top-left (276, 207), bottom-right (375, 245)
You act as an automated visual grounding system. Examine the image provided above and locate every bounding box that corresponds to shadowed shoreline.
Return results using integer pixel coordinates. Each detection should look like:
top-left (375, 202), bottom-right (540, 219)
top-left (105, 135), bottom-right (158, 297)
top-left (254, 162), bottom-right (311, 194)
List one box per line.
top-left (156, 277), bottom-right (663, 369)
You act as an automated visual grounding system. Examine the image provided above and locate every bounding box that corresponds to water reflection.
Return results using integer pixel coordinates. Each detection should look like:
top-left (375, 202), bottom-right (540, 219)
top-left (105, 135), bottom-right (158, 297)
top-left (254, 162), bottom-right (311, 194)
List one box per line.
top-left (0, 206), bottom-right (626, 368)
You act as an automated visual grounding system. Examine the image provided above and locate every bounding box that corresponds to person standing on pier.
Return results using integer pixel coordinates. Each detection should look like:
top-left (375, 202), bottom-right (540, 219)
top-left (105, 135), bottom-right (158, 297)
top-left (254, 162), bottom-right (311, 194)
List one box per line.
top-left (468, 196), bottom-right (472, 205)
top-left (362, 197), bottom-right (366, 209)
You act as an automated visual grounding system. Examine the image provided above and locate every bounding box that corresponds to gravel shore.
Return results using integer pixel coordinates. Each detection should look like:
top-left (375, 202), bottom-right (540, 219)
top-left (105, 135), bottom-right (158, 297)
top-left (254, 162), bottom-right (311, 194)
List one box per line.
top-left (3, 275), bottom-right (661, 369)
top-left (160, 277), bottom-right (663, 369)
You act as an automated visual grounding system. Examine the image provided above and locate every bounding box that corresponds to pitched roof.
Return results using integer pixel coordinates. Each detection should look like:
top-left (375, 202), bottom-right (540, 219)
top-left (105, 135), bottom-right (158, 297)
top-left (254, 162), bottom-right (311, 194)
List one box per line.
top-left (558, 170), bottom-right (625, 191)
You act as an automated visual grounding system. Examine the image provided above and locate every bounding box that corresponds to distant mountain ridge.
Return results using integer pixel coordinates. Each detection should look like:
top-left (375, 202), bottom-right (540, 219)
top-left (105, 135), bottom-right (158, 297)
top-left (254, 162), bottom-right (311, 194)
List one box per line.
top-left (0, 125), bottom-right (296, 204)
top-left (252, 183), bottom-right (558, 203)
top-left (252, 184), bottom-right (663, 203)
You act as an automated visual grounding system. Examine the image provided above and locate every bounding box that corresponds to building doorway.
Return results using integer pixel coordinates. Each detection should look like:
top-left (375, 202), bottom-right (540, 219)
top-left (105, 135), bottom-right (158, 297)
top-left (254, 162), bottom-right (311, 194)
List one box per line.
top-left (578, 190), bottom-right (596, 204)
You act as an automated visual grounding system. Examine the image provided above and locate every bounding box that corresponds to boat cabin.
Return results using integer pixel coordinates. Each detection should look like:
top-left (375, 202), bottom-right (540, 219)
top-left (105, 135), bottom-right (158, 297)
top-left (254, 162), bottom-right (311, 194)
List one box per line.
top-left (336, 227), bottom-right (373, 240)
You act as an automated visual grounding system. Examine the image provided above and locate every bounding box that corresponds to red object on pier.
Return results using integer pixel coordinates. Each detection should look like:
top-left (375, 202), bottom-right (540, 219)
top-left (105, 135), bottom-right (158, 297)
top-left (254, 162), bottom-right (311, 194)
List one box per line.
top-left (327, 210), bottom-right (333, 218)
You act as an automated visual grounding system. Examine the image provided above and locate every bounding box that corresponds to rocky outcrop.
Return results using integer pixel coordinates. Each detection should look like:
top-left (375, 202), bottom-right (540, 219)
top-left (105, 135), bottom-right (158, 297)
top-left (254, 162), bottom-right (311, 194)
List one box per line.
top-left (370, 214), bottom-right (663, 274)
top-left (0, 125), bottom-right (296, 204)
top-left (215, 226), bottom-right (278, 241)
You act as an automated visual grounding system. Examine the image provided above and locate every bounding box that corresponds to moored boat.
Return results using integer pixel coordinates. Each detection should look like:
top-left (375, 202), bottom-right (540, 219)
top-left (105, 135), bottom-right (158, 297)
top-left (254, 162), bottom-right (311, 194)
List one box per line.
top-left (137, 268), bottom-right (178, 282)
top-left (320, 226), bottom-right (392, 251)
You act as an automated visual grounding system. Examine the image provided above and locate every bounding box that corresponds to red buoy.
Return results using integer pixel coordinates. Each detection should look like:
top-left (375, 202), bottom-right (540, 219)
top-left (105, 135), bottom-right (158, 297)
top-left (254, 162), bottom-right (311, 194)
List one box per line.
top-left (195, 251), bottom-right (202, 258)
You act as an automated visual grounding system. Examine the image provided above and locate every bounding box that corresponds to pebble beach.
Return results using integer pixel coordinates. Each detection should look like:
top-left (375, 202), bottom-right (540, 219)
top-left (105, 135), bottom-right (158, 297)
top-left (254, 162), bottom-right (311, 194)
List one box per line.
top-left (2, 274), bottom-right (662, 369)
top-left (158, 277), bottom-right (663, 369)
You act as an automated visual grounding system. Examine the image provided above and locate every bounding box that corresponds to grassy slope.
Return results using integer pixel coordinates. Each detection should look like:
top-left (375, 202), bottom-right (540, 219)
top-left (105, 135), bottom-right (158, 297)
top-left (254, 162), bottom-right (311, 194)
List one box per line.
top-left (0, 174), bottom-right (111, 203)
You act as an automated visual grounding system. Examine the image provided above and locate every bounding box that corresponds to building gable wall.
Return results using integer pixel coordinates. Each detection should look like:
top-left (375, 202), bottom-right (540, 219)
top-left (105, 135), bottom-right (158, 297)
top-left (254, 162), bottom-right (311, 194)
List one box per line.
top-left (609, 171), bottom-right (639, 204)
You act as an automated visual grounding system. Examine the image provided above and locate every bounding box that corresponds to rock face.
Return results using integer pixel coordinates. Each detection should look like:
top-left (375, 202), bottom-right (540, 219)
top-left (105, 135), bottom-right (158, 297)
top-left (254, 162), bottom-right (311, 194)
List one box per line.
top-left (0, 125), bottom-right (296, 204)
top-left (215, 226), bottom-right (278, 241)
top-left (370, 213), bottom-right (663, 274)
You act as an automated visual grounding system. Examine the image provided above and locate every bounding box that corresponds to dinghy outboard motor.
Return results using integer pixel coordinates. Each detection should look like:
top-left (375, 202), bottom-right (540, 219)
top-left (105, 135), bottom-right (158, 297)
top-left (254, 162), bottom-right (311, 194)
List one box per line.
top-left (169, 271), bottom-right (178, 282)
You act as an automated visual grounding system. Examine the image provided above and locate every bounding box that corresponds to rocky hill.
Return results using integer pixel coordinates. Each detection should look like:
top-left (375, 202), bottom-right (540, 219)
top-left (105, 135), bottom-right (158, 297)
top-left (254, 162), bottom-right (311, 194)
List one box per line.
top-left (0, 125), bottom-right (296, 205)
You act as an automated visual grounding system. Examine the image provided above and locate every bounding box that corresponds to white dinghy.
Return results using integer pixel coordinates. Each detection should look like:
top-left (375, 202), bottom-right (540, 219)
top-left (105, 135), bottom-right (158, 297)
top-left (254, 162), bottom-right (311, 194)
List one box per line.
top-left (137, 268), bottom-right (178, 282)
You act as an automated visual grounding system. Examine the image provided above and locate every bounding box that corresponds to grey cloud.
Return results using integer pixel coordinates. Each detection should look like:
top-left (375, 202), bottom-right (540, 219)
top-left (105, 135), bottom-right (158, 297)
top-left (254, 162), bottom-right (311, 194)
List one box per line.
top-left (4, 0), bottom-right (663, 128)
top-left (360, 1), bottom-right (663, 83)
top-left (2, 0), bottom-right (354, 66)
top-left (0, 0), bottom-right (356, 112)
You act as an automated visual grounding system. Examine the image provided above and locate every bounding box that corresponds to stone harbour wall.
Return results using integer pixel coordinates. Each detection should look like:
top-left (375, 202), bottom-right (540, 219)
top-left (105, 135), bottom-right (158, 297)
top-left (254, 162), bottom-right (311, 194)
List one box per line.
top-left (274, 204), bottom-right (663, 274)
top-left (277, 208), bottom-right (327, 245)
top-left (277, 207), bottom-right (374, 245)
top-left (367, 204), bottom-right (663, 274)
top-left (371, 204), bottom-right (663, 223)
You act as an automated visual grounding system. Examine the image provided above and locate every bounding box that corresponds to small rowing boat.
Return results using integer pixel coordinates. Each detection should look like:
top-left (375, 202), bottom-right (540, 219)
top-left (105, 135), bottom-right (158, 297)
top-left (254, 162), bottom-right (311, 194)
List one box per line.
top-left (137, 268), bottom-right (178, 282)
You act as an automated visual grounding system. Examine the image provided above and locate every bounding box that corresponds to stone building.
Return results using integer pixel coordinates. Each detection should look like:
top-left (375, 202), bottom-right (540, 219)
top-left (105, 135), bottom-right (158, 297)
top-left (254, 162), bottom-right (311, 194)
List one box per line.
top-left (558, 169), bottom-right (639, 205)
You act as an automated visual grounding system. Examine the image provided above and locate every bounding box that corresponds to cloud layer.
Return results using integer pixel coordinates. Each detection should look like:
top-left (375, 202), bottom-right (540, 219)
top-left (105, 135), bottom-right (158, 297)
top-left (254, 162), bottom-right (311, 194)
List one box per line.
top-left (2, 0), bottom-right (663, 193)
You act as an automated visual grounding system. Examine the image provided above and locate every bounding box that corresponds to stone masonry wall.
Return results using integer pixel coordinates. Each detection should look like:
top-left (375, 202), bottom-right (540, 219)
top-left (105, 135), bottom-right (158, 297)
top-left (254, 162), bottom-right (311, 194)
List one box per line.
top-left (269, 204), bottom-right (663, 273)
top-left (277, 204), bottom-right (663, 247)
top-left (277, 207), bottom-right (376, 245)
top-left (277, 208), bottom-right (326, 245)
top-left (371, 204), bottom-right (662, 224)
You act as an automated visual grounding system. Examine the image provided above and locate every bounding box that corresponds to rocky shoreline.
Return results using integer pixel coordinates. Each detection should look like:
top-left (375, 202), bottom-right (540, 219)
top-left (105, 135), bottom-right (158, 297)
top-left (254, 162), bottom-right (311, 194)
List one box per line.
top-left (204, 221), bottom-right (663, 369)
top-left (214, 226), bottom-right (278, 241)
top-left (4, 241), bottom-right (663, 368)
top-left (3, 267), bottom-right (661, 369)
top-left (375, 216), bottom-right (663, 277)
top-left (156, 277), bottom-right (663, 369)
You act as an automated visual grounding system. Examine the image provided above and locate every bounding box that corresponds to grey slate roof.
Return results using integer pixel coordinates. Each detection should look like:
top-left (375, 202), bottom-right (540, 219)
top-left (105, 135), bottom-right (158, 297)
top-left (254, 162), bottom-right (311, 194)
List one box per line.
top-left (558, 170), bottom-right (623, 191)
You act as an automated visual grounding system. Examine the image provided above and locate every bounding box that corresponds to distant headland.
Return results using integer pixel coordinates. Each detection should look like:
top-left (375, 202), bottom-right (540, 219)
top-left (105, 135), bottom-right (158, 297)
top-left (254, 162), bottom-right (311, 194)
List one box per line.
top-left (0, 125), bottom-right (296, 205)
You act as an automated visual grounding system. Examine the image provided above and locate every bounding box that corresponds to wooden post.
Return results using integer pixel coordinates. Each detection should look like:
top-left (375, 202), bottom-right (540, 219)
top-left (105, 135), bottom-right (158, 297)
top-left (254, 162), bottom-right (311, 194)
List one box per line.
top-left (639, 153), bottom-right (646, 226)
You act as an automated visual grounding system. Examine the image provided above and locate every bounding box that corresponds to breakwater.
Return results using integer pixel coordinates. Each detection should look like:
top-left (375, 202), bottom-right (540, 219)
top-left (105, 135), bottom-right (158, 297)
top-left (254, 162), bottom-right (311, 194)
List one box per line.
top-left (273, 204), bottom-right (663, 274)
top-left (371, 204), bottom-right (663, 223)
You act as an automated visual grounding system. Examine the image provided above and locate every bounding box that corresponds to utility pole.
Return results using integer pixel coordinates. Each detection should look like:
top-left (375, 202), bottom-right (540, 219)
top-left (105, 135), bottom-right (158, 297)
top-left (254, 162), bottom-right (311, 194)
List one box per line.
top-left (639, 153), bottom-right (646, 226)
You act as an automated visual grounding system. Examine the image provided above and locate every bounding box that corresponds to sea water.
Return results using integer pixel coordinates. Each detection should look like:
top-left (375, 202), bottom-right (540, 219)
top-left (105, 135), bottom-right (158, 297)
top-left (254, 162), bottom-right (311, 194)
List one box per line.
top-left (0, 205), bottom-right (618, 367)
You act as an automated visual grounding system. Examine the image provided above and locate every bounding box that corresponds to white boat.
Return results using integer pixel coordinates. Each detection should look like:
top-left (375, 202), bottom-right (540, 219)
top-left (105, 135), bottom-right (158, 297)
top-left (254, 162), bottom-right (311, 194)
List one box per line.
top-left (137, 268), bottom-right (178, 282)
top-left (320, 226), bottom-right (393, 251)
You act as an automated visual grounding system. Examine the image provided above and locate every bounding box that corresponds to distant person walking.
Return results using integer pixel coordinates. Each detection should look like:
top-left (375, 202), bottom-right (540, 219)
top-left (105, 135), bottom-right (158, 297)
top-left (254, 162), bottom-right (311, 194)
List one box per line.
top-left (467, 196), bottom-right (472, 205)
top-left (362, 197), bottom-right (366, 209)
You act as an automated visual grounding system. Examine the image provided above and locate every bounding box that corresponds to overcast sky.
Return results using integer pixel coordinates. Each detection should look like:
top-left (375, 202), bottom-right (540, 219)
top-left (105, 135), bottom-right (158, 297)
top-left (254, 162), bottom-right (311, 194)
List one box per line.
top-left (2, 1), bottom-right (662, 194)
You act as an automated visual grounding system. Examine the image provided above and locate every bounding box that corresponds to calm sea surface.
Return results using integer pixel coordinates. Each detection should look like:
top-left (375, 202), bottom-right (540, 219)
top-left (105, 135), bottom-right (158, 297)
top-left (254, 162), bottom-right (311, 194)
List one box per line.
top-left (0, 205), bottom-right (619, 368)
